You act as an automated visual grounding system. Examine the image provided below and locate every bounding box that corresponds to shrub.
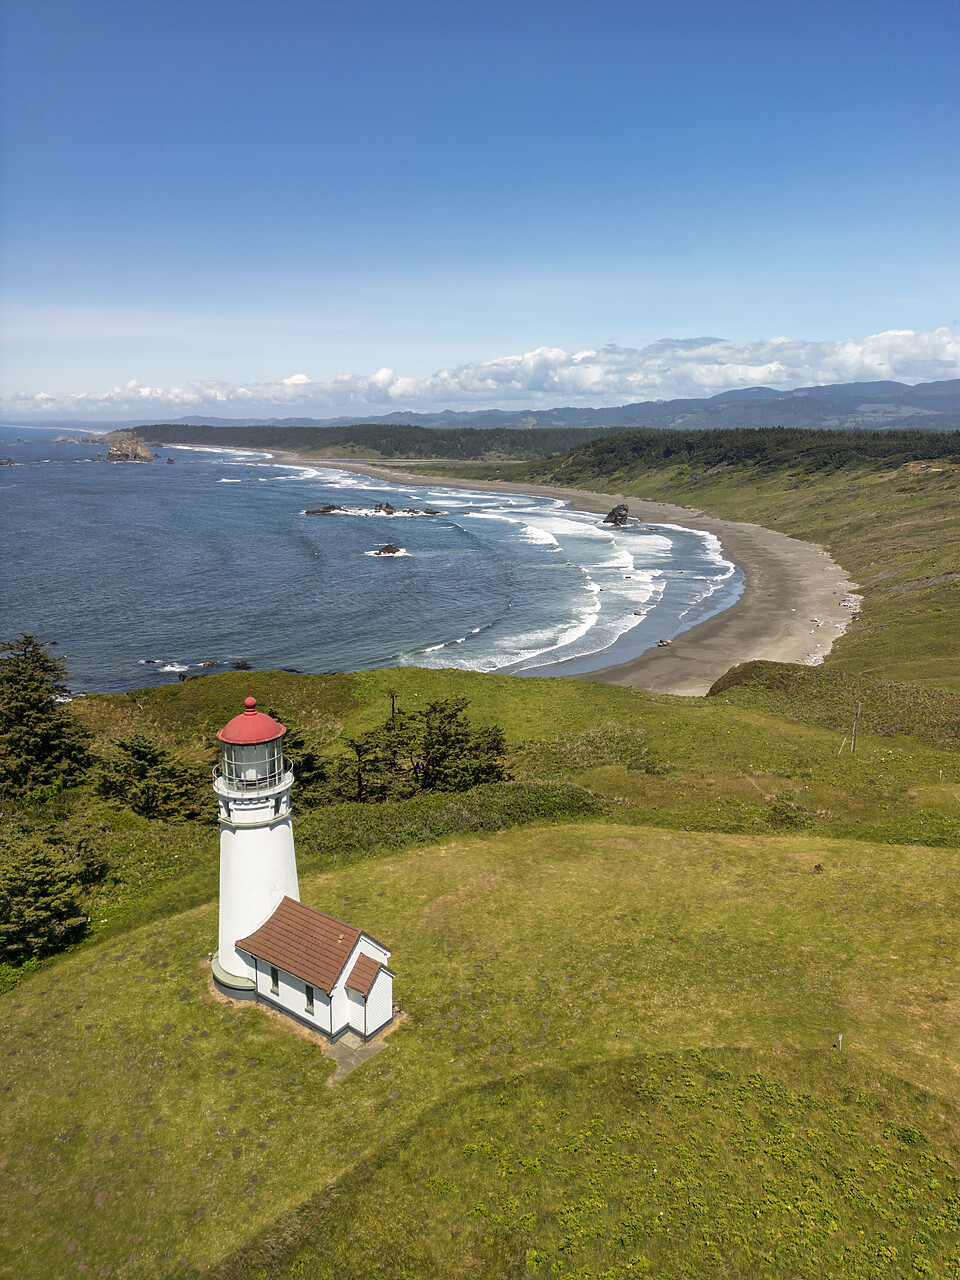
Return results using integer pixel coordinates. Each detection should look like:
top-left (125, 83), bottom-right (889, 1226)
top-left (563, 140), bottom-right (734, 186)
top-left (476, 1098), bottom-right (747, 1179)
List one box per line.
top-left (296, 781), bottom-right (605, 869)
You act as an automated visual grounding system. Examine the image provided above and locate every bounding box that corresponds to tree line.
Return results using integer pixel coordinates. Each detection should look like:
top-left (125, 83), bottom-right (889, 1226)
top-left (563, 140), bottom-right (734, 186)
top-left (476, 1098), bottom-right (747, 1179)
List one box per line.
top-left (130, 421), bottom-right (630, 460)
top-left (520, 426), bottom-right (960, 484)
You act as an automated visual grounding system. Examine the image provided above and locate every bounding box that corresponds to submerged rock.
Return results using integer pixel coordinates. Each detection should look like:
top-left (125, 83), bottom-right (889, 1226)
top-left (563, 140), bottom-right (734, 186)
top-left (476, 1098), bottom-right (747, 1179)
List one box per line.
top-left (304, 504), bottom-right (344, 514)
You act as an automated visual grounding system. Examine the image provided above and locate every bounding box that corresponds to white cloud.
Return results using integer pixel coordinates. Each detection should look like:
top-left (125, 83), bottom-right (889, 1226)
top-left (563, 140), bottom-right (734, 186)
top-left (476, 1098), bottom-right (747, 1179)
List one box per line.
top-left (5, 328), bottom-right (959, 419)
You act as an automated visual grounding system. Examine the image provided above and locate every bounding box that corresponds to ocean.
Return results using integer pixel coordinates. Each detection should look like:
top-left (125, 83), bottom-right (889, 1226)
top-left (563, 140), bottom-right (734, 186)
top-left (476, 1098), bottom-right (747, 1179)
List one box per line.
top-left (0, 430), bottom-right (743, 694)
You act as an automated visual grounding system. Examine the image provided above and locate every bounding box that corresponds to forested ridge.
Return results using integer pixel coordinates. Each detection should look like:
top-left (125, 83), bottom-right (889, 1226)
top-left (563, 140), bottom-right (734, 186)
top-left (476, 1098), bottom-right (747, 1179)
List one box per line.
top-left (129, 421), bottom-right (630, 459)
top-left (519, 425), bottom-right (960, 483)
top-left (130, 421), bottom-right (960, 470)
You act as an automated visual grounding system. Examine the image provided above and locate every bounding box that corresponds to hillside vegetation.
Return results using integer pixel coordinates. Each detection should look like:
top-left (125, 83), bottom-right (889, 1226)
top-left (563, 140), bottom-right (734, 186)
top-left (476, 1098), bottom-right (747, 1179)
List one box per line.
top-left (127, 421), bottom-right (630, 461)
top-left (3, 427), bottom-right (960, 1278)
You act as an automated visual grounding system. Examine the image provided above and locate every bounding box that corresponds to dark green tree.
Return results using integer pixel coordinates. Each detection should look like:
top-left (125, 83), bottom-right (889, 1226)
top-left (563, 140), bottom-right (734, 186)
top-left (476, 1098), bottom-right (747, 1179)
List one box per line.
top-left (0, 828), bottom-right (100, 960)
top-left (336, 696), bottom-right (508, 802)
top-left (0, 634), bottom-right (90, 796)
top-left (96, 732), bottom-right (205, 820)
top-left (335, 733), bottom-right (398, 803)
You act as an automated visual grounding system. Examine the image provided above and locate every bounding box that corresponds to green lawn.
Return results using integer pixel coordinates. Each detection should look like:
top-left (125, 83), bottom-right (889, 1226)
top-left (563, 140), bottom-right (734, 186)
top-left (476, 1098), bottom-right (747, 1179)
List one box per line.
top-left (216, 1052), bottom-right (960, 1280)
top-left (3, 821), bottom-right (959, 1277)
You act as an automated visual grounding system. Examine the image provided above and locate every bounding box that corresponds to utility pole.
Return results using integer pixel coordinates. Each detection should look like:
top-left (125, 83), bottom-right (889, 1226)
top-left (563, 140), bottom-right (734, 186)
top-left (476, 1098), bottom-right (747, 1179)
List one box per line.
top-left (851, 702), bottom-right (862, 754)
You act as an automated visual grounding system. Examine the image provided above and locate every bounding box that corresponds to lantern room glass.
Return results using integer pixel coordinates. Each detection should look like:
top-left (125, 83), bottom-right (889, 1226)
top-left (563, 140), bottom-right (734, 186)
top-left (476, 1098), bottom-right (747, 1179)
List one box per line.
top-left (221, 736), bottom-right (285, 790)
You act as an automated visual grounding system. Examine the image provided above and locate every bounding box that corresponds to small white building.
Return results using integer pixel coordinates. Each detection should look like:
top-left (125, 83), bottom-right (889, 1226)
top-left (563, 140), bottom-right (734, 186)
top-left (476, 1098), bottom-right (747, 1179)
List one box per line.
top-left (210, 697), bottom-right (394, 1041)
top-left (236, 895), bottom-right (395, 1041)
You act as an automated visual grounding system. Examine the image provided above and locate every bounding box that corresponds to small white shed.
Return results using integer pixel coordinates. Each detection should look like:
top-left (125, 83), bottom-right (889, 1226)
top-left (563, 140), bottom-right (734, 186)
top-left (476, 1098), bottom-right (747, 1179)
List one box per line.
top-left (236, 896), bottom-right (394, 1041)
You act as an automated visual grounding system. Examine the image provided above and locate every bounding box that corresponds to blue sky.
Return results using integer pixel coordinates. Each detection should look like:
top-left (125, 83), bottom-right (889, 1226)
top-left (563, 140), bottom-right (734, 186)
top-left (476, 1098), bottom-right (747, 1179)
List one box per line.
top-left (2, 0), bottom-right (958, 418)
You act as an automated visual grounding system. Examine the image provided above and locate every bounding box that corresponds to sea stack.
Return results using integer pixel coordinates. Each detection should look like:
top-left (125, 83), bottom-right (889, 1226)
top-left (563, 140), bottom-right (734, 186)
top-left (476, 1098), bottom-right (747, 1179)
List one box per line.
top-left (106, 435), bottom-right (153, 462)
top-left (603, 503), bottom-right (630, 527)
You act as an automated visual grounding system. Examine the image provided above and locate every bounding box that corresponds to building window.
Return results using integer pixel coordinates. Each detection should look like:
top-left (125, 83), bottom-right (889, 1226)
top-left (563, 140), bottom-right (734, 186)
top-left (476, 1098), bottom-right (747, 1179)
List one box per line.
top-left (270, 966), bottom-right (279, 995)
top-left (305, 984), bottom-right (314, 1014)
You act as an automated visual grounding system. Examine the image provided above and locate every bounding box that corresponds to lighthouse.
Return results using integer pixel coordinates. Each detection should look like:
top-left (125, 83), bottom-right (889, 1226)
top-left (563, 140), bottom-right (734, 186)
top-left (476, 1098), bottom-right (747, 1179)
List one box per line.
top-left (210, 695), bottom-right (395, 1040)
top-left (211, 697), bottom-right (299, 996)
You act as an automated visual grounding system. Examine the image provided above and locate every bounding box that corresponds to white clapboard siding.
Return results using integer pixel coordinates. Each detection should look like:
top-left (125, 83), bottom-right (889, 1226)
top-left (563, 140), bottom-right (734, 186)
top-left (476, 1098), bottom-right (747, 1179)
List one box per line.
top-left (345, 987), bottom-right (366, 1035)
top-left (365, 967), bottom-right (393, 1037)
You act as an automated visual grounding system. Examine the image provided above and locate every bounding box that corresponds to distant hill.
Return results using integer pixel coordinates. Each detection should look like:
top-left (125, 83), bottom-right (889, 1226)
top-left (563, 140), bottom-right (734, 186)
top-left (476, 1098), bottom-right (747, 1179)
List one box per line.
top-left (6, 378), bottom-right (959, 435)
top-left (124, 421), bottom-right (632, 460)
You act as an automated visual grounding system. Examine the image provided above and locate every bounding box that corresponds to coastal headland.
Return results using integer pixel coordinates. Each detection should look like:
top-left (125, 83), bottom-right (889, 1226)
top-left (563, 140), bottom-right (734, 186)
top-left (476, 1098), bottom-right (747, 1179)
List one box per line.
top-left (5, 442), bottom-right (959, 1280)
top-left (284, 456), bottom-right (859, 696)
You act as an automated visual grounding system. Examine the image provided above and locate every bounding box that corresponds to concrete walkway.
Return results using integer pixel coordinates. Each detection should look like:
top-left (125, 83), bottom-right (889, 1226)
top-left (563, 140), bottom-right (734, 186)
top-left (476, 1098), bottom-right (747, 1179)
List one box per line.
top-left (322, 1012), bottom-right (408, 1085)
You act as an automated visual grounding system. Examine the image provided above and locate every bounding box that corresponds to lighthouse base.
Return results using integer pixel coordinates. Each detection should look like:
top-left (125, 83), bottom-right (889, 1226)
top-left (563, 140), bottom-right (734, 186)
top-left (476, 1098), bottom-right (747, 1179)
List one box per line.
top-left (211, 952), bottom-right (257, 1001)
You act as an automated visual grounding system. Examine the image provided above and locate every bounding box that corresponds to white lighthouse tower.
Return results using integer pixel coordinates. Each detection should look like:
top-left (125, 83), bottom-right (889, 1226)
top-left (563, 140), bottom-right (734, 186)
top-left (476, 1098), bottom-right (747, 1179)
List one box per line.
top-left (211, 697), bottom-right (300, 997)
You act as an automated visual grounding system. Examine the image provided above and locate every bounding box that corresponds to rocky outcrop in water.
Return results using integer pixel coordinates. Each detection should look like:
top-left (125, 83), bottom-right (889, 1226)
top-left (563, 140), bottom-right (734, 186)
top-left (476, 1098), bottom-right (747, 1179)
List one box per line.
top-left (106, 436), bottom-right (153, 463)
top-left (304, 503), bottom-right (446, 518)
top-left (603, 503), bottom-right (630, 527)
top-left (374, 544), bottom-right (402, 556)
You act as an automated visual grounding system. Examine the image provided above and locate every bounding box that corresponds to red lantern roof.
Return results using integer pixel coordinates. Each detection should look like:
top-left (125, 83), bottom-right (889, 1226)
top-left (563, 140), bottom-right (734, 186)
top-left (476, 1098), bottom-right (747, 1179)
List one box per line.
top-left (216, 697), bottom-right (287, 745)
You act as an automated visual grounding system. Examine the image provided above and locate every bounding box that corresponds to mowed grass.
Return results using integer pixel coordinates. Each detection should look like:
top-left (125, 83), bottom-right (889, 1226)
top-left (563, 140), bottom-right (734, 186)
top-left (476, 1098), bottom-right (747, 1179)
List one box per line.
top-left (215, 1053), bottom-right (960, 1280)
top-left (3, 821), bottom-right (959, 1277)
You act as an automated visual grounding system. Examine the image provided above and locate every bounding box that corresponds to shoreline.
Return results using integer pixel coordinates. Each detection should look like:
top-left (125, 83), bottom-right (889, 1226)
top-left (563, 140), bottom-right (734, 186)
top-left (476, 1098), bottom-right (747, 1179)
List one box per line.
top-left (271, 454), bottom-right (860, 697)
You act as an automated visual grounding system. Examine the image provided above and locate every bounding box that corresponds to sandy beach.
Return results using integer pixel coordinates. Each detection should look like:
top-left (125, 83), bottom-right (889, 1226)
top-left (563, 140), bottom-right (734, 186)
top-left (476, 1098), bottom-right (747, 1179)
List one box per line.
top-left (277, 456), bottom-right (860, 697)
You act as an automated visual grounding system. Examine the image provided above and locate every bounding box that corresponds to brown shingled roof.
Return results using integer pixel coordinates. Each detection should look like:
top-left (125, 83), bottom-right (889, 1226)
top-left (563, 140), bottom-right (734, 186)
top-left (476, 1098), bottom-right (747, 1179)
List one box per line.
top-left (236, 896), bottom-right (362, 994)
top-left (345, 953), bottom-right (383, 998)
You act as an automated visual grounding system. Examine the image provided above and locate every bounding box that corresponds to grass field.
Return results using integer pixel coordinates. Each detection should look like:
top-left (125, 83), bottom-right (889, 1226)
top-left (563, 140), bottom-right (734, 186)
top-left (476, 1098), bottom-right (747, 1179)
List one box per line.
top-left (39, 666), bottom-right (958, 955)
top-left (3, 446), bottom-right (960, 1277)
top-left (216, 1052), bottom-right (960, 1280)
top-left (3, 822), bottom-right (960, 1278)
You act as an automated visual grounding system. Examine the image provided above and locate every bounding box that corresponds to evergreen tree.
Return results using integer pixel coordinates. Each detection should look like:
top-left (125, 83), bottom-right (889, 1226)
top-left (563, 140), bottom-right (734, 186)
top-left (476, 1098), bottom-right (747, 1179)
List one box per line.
top-left (336, 696), bottom-right (508, 802)
top-left (96, 732), bottom-right (205, 820)
top-left (0, 829), bottom-right (94, 960)
top-left (0, 634), bottom-right (90, 795)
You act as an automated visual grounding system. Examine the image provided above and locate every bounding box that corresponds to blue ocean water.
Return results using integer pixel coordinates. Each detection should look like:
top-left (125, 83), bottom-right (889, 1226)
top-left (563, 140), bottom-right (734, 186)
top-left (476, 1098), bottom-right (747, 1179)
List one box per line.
top-left (0, 430), bottom-right (743, 694)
